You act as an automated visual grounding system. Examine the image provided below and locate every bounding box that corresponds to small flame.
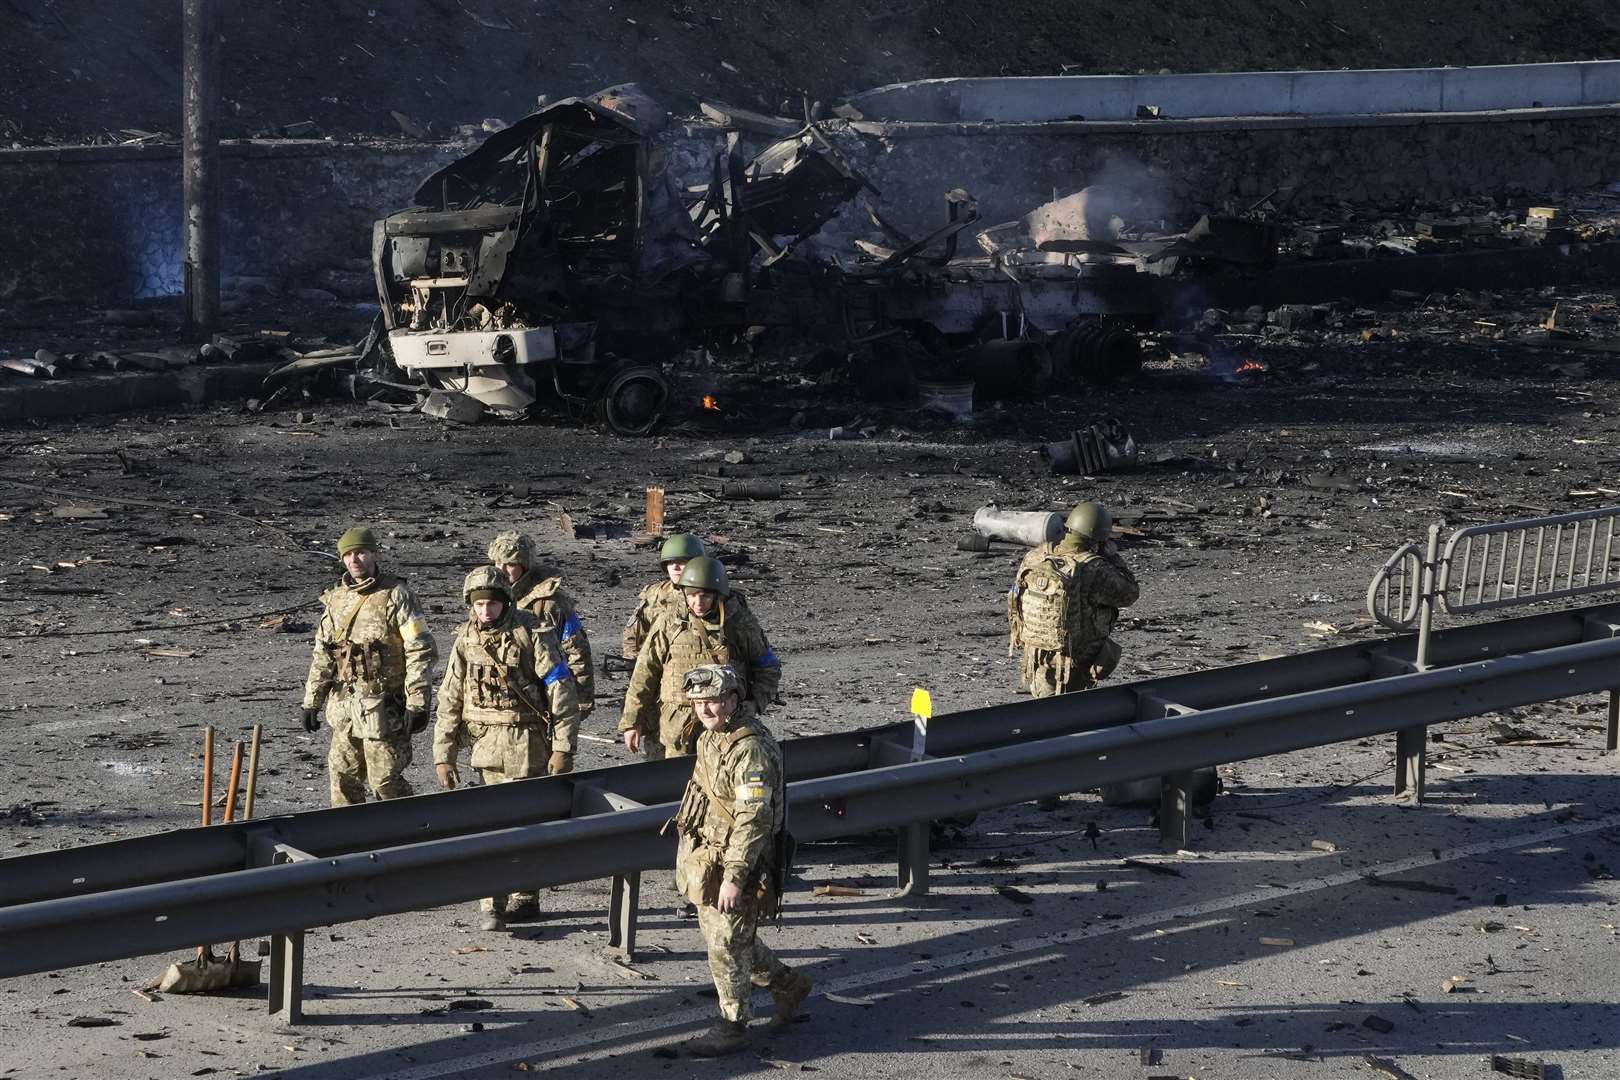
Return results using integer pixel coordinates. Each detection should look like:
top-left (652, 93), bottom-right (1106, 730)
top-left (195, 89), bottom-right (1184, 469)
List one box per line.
top-left (701, 395), bottom-right (720, 411)
top-left (1235, 359), bottom-right (1267, 374)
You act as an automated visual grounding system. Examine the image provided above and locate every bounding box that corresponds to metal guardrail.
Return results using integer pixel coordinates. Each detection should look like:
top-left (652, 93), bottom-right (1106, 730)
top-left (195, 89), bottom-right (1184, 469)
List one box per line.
top-left (3, 599), bottom-right (1620, 1023)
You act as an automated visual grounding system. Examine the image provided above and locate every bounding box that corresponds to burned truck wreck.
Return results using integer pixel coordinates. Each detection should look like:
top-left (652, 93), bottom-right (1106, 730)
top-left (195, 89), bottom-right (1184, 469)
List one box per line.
top-left (367, 85), bottom-right (1174, 432)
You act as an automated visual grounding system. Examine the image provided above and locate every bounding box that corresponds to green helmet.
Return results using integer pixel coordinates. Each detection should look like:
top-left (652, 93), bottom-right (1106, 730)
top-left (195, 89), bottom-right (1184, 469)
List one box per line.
top-left (337, 526), bottom-right (378, 556)
top-left (659, 533), bottom-right (706, 563)
top-left (683, 663), bottom-right (742, 700)
top-left (487, 529), bottom-right (534, 568)
top-left (462, 565), bottom-right (511, 605)
top-left (677, 555), bottom-right (730, 597)
top-left (1064, 501), bottom-right (1111, 541)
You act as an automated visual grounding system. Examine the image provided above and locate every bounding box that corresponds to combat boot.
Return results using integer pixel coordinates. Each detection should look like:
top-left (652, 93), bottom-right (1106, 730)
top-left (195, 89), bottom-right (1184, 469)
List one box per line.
top-left (767, 969), bottom-right (812, 1034)
top-left (685, 1018), bottom-right (748, 1057)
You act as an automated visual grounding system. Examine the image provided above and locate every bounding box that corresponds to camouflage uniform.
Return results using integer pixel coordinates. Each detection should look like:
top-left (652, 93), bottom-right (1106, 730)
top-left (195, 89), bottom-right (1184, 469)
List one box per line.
top-left (510, 567), bottom-right (595, 715)
top-left (303, 573), bottom-right (436, 806)
top-left (619, 598), bottom-right (781, 759)
top-left (671, 668), bottom-right (804, 1033)
top-left (433, 604), bottom-right (581, 918)
top-left (1009, 536), bottom-right (1138, 697)
top-left (622, 578), bottom-right (684, 660)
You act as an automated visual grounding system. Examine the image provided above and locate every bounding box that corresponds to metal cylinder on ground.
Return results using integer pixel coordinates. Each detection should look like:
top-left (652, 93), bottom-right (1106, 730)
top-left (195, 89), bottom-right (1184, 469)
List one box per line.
top-left (971, 506), bottom-right (1064, 547)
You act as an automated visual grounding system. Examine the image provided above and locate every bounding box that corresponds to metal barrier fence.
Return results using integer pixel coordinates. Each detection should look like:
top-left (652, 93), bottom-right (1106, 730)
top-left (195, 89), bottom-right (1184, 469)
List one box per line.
top-left (1371, 506), bottom-right (1620, 653)
top-left (1368, 506), bottom-right (1620, 797)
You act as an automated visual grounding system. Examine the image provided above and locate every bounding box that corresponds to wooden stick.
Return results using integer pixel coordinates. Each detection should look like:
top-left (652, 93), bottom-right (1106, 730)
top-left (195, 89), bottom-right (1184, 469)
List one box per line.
top-left (201, 726), bottom-right (214, 827)
top-left (222, 741), bottom-right (243, 823)
top-left (242, 724), bottom-right (262, 821)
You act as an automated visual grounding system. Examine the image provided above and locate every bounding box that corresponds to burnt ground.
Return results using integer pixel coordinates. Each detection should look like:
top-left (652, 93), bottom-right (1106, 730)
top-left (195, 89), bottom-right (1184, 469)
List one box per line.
top-left (2, 287), bottom-right (1620, 1077)
top-left (7, 0), bottom-right (1620, 145)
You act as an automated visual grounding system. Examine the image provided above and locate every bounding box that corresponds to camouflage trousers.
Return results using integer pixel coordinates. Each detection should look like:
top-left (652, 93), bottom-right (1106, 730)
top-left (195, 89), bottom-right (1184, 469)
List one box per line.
top-left (696, 902), bottom-right (796, 1023)
top-left (1024, 660), bottom-right (1096, 698)
top-left (328, 731), bottom-right (413, 806)
top-left (474, 724), bottom-right (550, 914)
top-left (1022, 638), bottom-right (1119, 698)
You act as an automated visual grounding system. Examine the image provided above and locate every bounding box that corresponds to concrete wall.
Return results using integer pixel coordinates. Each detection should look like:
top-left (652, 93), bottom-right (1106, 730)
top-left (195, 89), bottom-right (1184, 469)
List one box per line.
top-left (845, 61), bottom-right (1620, 123)
top-left (7, 100), bottom-right (1620, 310)
top-left (823, 109), bottom-right (1620, 241)
top-left (0, 141), bottom-right (454, 305)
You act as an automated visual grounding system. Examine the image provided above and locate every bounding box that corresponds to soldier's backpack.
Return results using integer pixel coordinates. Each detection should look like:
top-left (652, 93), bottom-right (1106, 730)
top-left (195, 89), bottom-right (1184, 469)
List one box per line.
top-left (1015, 555), bottom-right (1074, 651)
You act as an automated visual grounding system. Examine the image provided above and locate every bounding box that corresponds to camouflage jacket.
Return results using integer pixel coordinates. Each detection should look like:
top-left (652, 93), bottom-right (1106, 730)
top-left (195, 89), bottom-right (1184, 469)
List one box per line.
top-left (433, 608), bottom-right (581, 764)
top-left (302, 573), bottom-right (436, 737)
top-left (621, 578), bottom-right (682, 659)
top-left (673, 717), bottom-right (784, 902)
top-left (1009, 541), bottom-right (1139, 659)
top-left (618, 597), bottom-right (781, 750)
top-left (511, 566), bottom-right (595, 712)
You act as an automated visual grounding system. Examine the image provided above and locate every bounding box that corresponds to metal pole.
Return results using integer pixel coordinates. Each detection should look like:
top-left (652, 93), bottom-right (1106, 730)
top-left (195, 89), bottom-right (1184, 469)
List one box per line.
top-left (1396, 524), bottom-right (1442, 802)
top-left (1608, 689), bottom-right (1619, 756)
top-left (181, 0), bottom-right (220, 339)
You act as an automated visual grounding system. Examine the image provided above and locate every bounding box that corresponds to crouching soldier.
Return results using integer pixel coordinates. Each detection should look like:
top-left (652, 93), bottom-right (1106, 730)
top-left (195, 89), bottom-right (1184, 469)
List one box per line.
top-left (433, 567), bottom-right (582, 930)
top-left (669, 664), bottom-right (810, 1057)
top-left (302, 526), bottom-right (437, 807)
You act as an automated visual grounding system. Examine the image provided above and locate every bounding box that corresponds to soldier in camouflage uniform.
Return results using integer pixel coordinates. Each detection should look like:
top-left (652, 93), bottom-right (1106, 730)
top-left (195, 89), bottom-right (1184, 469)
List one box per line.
top-left (622, 533), bottom-right (705, 660)
top-left (1008, 502), bottom-right (1139, 698)
top-left (669, 664), bottom-right (810, 1057)
top-left (620, 555), bottom-right (781, 761)
top-left (302, 527), bottom-right (437, 807)
top-left (487, 529), bottom-right (595, 716)
top-left (433, 566), bottom-right (582, 929)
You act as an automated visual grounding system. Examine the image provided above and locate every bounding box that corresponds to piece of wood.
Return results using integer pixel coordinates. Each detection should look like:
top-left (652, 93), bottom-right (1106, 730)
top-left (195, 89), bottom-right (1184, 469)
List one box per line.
top-left (201, 727), bottom-right (214, 827)
top-left (222, 741), bottom-right (243, 823)
top-left (243, 724), bottom-right (261, 821)
top-left (644, 486), bottom-right (665, 537)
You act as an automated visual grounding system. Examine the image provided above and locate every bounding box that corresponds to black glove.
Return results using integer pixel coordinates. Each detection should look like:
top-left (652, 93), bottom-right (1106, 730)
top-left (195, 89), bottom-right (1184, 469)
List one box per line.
top-left (301, 707), bottom-right (320, 732)
top-left (407, 708), bottom-right (429, 734)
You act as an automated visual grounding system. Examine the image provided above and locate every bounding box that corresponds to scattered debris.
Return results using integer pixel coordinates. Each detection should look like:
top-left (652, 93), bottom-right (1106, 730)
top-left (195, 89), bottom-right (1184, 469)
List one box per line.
top-left (1258, 936), bottom-right (1295, 947)
top-left (1082, 991), bottom-right (1127, 1006)
top-left (1490, 1055), bottom-right (1548, 1079)
top-left (1363, 1055), bottom-right (1418, 1080)
top-left (824, 992), bottom-right (876, 1007)
top-left (1121, 858), bottom-right (1184, 877)
top-left (1044, 418), bottom-right (1140, 475)
top-left (811, 884), bottom-right (866, 897)
top-left (1361, 1015), bottom-right (1396, 1034)
top-left (1364, 874), bottom-right (1457, 895)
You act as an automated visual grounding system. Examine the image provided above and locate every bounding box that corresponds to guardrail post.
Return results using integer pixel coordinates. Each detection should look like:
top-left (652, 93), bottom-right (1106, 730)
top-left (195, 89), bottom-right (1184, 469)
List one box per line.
top-left (571, 783), bottom-right (648, 959)
top-left (267, 930), bottom-right (304, 1024)
top-left (608, 872), bottom-right (640, 959)
top-left (1609, 690), bottom-right (1620, 756)
top-left (1395, 524), bottom-right (1442, 804)
top-left (866, 734), bottom-right (931, 896)
top-left (1159, 771), bottom-right (1193, 849)
top-left (251, 836), bottom-right (314, 1023)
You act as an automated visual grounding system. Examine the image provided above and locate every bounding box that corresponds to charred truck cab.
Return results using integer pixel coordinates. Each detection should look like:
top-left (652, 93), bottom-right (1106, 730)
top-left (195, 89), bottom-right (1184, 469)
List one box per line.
top-left (372, 84), bottom-right (1176, 433)
top-left (373, 86), bottom-right (690, 434)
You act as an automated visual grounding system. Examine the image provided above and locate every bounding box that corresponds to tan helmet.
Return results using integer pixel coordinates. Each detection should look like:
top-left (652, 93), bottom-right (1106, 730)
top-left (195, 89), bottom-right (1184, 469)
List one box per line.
top-left (462, 565), bottom-right (511, 606)
top-left (487, 529), bottom-right (533, 568)
top-left (1064, 501), bottom-right (1112, 542)
top-left (337, 526), bottom-right (378, 556)
top-left (683, 663), bottom-right (742, 700)
top-left (677, 555), bottom-right (730, 597)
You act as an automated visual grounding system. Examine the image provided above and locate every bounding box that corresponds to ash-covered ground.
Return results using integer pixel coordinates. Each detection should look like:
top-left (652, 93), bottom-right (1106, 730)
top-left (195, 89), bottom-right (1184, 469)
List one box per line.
top-left (1, 286), bottom-right (1618, 1079)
